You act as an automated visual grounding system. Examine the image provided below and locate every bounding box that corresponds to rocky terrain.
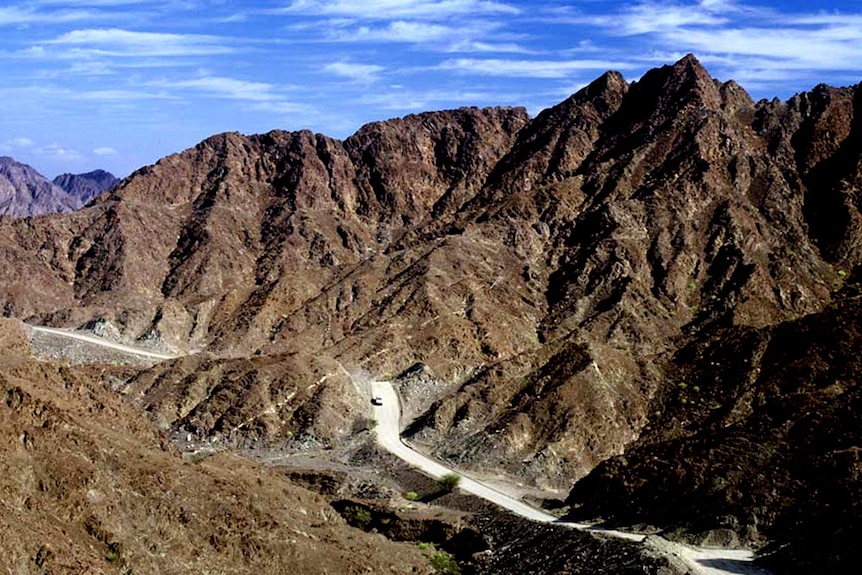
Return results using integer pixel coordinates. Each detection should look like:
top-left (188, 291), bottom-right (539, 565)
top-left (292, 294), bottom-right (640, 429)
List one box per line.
top-left (0, 158), bottom-right (116, 217)
top-left (0, 54), bottom-right (860, 573)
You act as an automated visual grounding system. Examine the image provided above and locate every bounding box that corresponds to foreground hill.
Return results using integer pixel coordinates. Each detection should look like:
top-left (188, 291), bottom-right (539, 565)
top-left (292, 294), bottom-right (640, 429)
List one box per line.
top-left (0, 55), bottom-right (860, 573)
top-left (0, 319), bottom-right (430, 574)
top-left (0, 158), bottom-right (116, 217)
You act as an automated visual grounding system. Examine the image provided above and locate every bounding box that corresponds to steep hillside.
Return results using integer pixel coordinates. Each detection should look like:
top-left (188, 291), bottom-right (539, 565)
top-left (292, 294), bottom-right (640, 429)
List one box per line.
top-left (566, 284), bottom-right (862, 575)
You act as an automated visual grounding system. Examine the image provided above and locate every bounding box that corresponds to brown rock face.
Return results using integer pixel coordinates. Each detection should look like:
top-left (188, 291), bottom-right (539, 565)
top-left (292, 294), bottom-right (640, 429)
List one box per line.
top-left (0, 55), bottom-right (861, 572)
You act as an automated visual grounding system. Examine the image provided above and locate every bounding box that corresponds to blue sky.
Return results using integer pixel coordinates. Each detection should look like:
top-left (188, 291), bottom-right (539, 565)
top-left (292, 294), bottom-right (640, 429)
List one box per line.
top-left (1, 0), bottom-right (862, 178)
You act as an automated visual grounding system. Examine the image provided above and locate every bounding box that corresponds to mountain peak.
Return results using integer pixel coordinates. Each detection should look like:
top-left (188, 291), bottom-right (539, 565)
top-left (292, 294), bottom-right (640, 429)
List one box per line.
top-left (53, 170), bottom-right (119, 206)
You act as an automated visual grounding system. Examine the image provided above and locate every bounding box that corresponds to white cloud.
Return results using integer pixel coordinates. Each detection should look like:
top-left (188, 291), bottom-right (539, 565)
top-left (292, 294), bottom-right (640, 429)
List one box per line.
top-left (567, 1), bottom-right (730, 36)
top-left (93, 146), bottom-right (117, 155)
top-left (45, 28), bottom-right (233, 58)
top-left (341, 20), bottom-right (459, 42)
top-left (322, 61), bottom-right (385, 82)
top-left (6, 137), bottom-right (34, 148)
top-left (145, 74), bottom-right (314, 115)
top-left (279, 0), bottom-right (518, 20)
top-left (436, 58), bottom-right (637, 78)
top-left (159, 76), bottom-right (279, 101)
top-left (568, 1), bottom-right (862, 89)
top-left (37, 143), bottom-right (83, 161)
top-left (358, 87), bottom-right (521, 110)
top-left (0, 5), bottom-right (103, 26)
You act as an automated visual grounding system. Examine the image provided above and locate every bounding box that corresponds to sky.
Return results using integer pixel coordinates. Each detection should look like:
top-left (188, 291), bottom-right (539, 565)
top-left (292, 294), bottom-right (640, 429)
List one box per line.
top-left (2, 1), bottom-right (862, 179)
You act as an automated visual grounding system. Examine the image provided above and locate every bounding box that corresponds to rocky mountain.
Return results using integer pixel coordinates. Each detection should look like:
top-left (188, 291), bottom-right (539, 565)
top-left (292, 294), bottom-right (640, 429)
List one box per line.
top-left (0, 158), bottom-right (116, 217)
top-left (0, 54), bottom-right (860, 573)
top-left (53, 169), bottom-right (118, 206)
top-left (0, 157), bottom-right (78, 217)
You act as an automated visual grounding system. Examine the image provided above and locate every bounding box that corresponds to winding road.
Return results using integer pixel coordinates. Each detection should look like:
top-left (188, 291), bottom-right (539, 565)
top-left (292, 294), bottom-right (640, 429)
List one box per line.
top-left (370, 380), bottom-right (773, 575)
top-left (25, 326), bottom-right (771, 575)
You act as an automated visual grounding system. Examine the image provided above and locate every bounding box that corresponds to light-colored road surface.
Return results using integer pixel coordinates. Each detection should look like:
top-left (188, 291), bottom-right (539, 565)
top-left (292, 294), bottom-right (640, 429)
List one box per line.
top-left (29, 326), bottom-right (179, 361)
top-left (370, 381), bottom-right (773, 575)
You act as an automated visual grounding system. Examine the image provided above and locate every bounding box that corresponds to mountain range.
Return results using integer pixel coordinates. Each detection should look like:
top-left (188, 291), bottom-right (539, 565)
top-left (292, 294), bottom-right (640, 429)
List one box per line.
top-left (0, 158), bottom-right (117, 218)
top-left (0, 54), bottom-right (859, 574)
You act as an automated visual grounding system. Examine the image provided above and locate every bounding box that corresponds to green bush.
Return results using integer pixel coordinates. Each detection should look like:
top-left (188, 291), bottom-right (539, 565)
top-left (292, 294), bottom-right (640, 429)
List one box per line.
top-left (344, 505), bottom-right (372, 530)
top-left (430, 551), bottom-right (461, 575)
top-left (437, 473), bottom-right (461, 493)
top-left (404, 491), bottom-right (420, 501)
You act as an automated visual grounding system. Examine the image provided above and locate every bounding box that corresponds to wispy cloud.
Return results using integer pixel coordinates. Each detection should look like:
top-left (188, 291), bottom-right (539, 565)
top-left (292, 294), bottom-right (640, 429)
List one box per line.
top-left (93, 146), bottom-right (117, 155)
top-left (323, 19), bottom-right (527, 52)
top-left (278, 0), bottom-right (519, 20)
top-left (5, 137), bottom-right (34, 148)
top-left (436, 57), bottom-right (636, 78)
top-left (0, 5), bottom-right (102, 26)
top-left (153, 76), bottom-right (281, 101)
top-left (37, 142), bottom-right (84, 161)
top-left (322, 61), bottom-right (384, 82)
top-left (45, 28), bottom-right (233, 57)
top-left (571, 1), bottom-right (862, 86)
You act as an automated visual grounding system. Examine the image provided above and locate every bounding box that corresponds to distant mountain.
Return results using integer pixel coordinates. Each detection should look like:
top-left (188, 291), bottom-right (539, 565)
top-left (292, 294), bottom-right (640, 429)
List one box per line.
top-left (53, 169), bottom-right (118, 206)
top-left (0, 156), bottom-right (78, 217)
top-left (0, 158), bottom-right (117, 218)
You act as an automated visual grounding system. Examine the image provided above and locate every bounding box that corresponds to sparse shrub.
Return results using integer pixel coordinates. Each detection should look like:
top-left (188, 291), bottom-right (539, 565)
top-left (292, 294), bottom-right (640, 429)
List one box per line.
top-left (437, 473), bottom-right (461, 493)
top-left (430, 551), bottom-right (461, 575)
top-left (105, 545), bottom-right (120, 563)
top-left (404, 491), bottom-right (419, 501)
top-left (344, 505), bottom-right (372, 530)
top-left (417, 542), bottom-right (433, 551)
top-left (352, 416), bottom-right (378, 433)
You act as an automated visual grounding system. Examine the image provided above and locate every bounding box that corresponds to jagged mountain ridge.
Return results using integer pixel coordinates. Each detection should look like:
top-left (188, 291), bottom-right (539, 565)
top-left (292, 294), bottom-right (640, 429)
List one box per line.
top-left (53, 169), bottom-right (118, 206)
top-left (0, 157), bottom-right (116, 217)
top-left (0, 55), bottom-right (860, 573)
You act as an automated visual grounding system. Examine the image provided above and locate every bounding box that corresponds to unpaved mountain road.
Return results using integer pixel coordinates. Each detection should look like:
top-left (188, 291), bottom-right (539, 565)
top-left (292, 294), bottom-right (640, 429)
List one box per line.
top-left (29, 325), bottom-right (179, 360)
top-left (370, 381), bottom-right (774, 575)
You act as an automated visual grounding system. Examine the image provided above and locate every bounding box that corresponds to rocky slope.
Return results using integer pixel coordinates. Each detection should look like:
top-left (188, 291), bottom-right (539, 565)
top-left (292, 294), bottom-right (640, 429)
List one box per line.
top-left (566, 282), bottom-right (862, 575)
top-left (0, 55), bottom-right (860, 573)
top-left (53, 169), bottom-right (118, 206)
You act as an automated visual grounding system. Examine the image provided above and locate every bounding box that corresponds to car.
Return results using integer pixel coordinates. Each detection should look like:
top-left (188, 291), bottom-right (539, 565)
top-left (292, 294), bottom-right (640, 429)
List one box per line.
top-left (371, 396), bottom-right (383, 406)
